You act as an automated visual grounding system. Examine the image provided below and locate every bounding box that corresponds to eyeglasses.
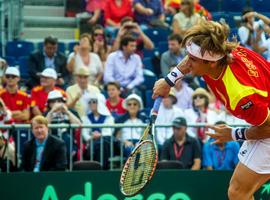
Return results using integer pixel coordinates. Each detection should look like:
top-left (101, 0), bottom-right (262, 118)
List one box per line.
top-left (5, 75), bottom-right (17, 79)
top-left (49, 99), bottom-right (63, 103)
top-left (89, 99), bottom-right (97, 104)
top-left (193, 95), bottom-right (205, 100)
top-left (94, 33), bottom-right (104, 37)
top-left (127, 102), bottom-right (138, 107)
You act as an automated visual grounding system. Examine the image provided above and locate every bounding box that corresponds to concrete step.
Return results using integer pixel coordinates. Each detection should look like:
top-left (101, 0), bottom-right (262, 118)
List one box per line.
top-left (24, 0), bottom-right (64, 6)
top-left (23, 5), bottom-right (65, 17)
top-left (23, 16), bottom-right (77, 28)
top-left (21, 27), bottom-right (77, 40)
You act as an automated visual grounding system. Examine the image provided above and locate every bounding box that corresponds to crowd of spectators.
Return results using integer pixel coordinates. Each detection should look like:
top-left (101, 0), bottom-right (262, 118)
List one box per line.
top-left (1, 0), bottom-right (264, 172)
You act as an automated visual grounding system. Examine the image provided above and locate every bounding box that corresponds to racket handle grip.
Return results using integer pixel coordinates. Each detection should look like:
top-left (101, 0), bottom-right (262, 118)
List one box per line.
top-left (152, 96), bottom-right (162, 115)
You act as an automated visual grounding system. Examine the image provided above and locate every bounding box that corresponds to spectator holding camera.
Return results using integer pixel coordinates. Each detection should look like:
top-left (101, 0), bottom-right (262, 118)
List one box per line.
top-left (111, 17), bottom-right (154, 56)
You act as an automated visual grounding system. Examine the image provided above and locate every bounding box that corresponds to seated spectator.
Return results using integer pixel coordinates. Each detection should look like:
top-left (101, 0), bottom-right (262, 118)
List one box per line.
top-left (238, 7), bottom-right (267, 55)
top-left (115, 94), bottom-right (148, 156)
top-left (0, 57), bottom-right (7, 87)
top-left (0, 67), bottom-right (30, 123)
top-left (31, 68), bottom-right (66, 116)
top-left (67, 33), bottom-right (103, 86)
top-left (0, 98), bottom-right (16, 171)
top-left (173, 78), bottom-right (194, 110)
top-left (105, 81), bottom-right (126, 118)
top-left (104, 0), bottom-right (133, 36)
top-left (28, 35), bottom-right (68, 88)
top-left (85, 0), bottom-right (106, 25)
top-left (21, 115), bottom-right (67, 172)
top-left (160, 34), bottom-right (186, 77)
top-left (66, 67), bottom-right (100, 118)
top-left (133, 0), bottom-right (166, 30)
top-left (203, 121), bottom-right (240, 170)
top-left (45, 90), bottom-right (81, 162)
top-left (185, 88), bottom-right (218, 143)
top-left (91, 25), bottom-right (111, 65)
top-left (104, 35), bottom-right (144, 97)
top-left (161, 117), bottom-right (201, 170)
top-left (172, 0), bottom-right (200, 37)
top-left (82, 93), bottom-right (114, 169)
top-left (111, 17), bottom-right (154, 57)
top-left (155, 89), bottom-right (184, 147)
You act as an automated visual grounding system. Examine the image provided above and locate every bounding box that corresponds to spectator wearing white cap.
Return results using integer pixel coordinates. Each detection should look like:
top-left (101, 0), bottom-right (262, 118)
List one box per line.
top-left (31, 68), bottom-right (67, 116)
top-left (81, 93), bottom-right (114, 169)
top-left (115, 94), bottom-right (148, 156)
top-left (28, 35), bottom-right (68, 88)
top-left (66, 66), bottom-right (100, 118)
top-left (0, 67), bottom-right (30, 123)
top-left (45, 90), bottom-right (81, 162)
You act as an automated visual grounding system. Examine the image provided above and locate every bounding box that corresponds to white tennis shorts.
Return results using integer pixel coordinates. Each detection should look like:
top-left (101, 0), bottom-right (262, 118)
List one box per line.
top-left (238, 138), bottom-right (270, 174)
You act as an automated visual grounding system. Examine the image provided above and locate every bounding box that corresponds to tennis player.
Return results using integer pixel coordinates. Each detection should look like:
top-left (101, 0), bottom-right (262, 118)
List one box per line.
top-left (152, 19), bottom-right (270, 200)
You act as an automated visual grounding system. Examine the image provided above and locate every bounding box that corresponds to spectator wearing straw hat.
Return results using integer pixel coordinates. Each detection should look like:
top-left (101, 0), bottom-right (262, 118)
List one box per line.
top-left (31, 68), bottom-right (66, 116)
top-left (66, 66), bottom-right (100, 118)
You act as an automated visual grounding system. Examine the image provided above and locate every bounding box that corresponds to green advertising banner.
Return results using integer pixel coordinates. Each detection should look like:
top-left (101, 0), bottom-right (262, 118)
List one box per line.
top-left (0, 170), bottom-right (269, 200)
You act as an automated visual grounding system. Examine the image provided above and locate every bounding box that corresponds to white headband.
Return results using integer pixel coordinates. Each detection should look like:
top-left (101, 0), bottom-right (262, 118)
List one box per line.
top-left (186, 41), bottom-right (225, 62)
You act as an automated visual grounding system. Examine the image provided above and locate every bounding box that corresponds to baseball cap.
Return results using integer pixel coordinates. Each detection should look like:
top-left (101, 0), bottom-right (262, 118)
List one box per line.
top-left (5, 67), bottom-right (20, 77)
top-left (172, 117), bottom-right (187, 128)
top-left (39, 68), bottom-right (57, 80)
top-left (47, 90), bottom-right (65, 101)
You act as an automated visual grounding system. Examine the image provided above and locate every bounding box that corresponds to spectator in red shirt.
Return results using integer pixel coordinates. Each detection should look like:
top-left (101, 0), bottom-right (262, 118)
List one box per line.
top-left (104, 0), bottom-right (133, 37)
top-left (105, 81), bottom-right (126, 118)
top-left (85, 0), bottom-right (106, 25)
top-left (0, 67), bottom-right (30, 123)
top-left (31, 68), bottom-right (66, 116)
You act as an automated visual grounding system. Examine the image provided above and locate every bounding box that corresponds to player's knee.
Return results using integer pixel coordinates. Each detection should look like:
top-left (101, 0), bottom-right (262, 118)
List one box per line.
top-left (228, 184), bottom-right (240, 200)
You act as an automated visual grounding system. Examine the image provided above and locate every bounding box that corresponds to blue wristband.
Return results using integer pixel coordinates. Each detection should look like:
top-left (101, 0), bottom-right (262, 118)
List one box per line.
top-left (231, 128), bottom-right (247, 141)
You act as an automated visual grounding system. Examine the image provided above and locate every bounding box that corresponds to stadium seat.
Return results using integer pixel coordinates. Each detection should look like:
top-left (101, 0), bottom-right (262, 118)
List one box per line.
top-left (221, 0), bottom-right (245, 12)
top-left (4, 56), bottom-right (17, 66)
top-left (144, 28), bottom-right (170, 45)
top-left (143, 69), bottom-right (157, 90)
top-left (250, 0), bottom-right (270, 12)
top-left (145, 90), bottom-right (154, 108)
top-left (68, 41), bottom-right (79, 53)
top-left (156, 161), bottom-right (184, 170)
top-left (18, 56), bottom-right (30, 80)
top-left (6, 41), bottom-right (34, 59)
top-left (158, 41), bottom-right (168, 54)
top-left (142, 57), bottom-right (153, 71)
top-left (165, 14), bottom-right (173, 25)
top-left (73, 161), bottom-right (102, 171)
top-left (38, 41), bottom-right (66, 54)
top-left (200, 0), bottom-right (221, 12)
top-left (142, 48), bottom-right (160, 59)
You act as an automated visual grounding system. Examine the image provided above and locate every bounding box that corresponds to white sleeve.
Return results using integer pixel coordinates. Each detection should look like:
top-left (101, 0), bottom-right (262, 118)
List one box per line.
top-left (102, 116), bottom-right (114, 136)
top-left (67, 52), bottom-right (75, 64)
top-left (238, 26), bottom-right (249, 45)
top-left (81, 116), bottom-right (92, 142)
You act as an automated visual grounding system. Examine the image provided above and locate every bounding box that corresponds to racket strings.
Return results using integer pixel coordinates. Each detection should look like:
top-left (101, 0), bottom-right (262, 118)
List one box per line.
top-left (121, 142), bottom-right (157, 195)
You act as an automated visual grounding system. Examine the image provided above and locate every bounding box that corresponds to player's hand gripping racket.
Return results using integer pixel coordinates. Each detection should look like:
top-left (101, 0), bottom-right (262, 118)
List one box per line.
top-left (120, 96), bottom-right (162, 197)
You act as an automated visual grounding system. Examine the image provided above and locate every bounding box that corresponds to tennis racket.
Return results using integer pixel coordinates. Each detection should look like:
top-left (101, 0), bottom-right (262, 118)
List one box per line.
top-left (120, 96), bottom-right (162, 197)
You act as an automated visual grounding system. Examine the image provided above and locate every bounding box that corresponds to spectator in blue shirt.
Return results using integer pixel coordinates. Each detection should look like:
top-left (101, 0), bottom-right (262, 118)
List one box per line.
top-left (203, 121), bottom-right (240, 170)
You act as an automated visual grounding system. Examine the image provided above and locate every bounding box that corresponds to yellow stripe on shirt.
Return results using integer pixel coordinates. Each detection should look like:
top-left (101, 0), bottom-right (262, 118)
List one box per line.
top-left (222, 65), bottom-right (268, 110)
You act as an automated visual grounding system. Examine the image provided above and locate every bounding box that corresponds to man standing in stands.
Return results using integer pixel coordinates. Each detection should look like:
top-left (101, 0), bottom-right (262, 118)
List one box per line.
top-left (22, 115), bottom-right (67, 172)
top-left (104, 35), bottom-right (144, 97)
top-left (28, 35), bottom-right (68, 88)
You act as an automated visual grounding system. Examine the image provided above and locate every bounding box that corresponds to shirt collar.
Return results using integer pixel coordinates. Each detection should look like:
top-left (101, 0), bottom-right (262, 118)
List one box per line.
top-left (43, 51), bottom-right (56, 58)
top-left (117, 50), bottom-right (132, 60)
top-left (35, 137), bottom-right (48, 147)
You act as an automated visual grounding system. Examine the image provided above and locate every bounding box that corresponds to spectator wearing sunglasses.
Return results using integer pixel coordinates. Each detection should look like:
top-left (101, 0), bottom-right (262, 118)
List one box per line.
top-left (184, 88), bottom-right (218, 144)
top-left (31, 68), bottom-right (66, 116)
top-left (0, 67), bottom-right (31, 123)
top-left (91, 25), bottom-right (111, 65)
top-left (81, 93), bottom-right (114, 169)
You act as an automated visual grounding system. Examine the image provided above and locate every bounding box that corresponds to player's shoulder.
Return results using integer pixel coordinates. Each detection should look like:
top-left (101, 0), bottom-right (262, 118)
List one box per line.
top-left (17, 90), bottom-right (29, 97)
top-left (0, 88), bottom-right (7, 95)
top-left (32, 86), bottom-right (43, 93)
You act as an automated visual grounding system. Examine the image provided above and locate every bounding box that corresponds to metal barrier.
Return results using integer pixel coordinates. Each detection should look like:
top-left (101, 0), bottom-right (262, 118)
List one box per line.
top-left (0, 123), bottom-right (249, 173)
